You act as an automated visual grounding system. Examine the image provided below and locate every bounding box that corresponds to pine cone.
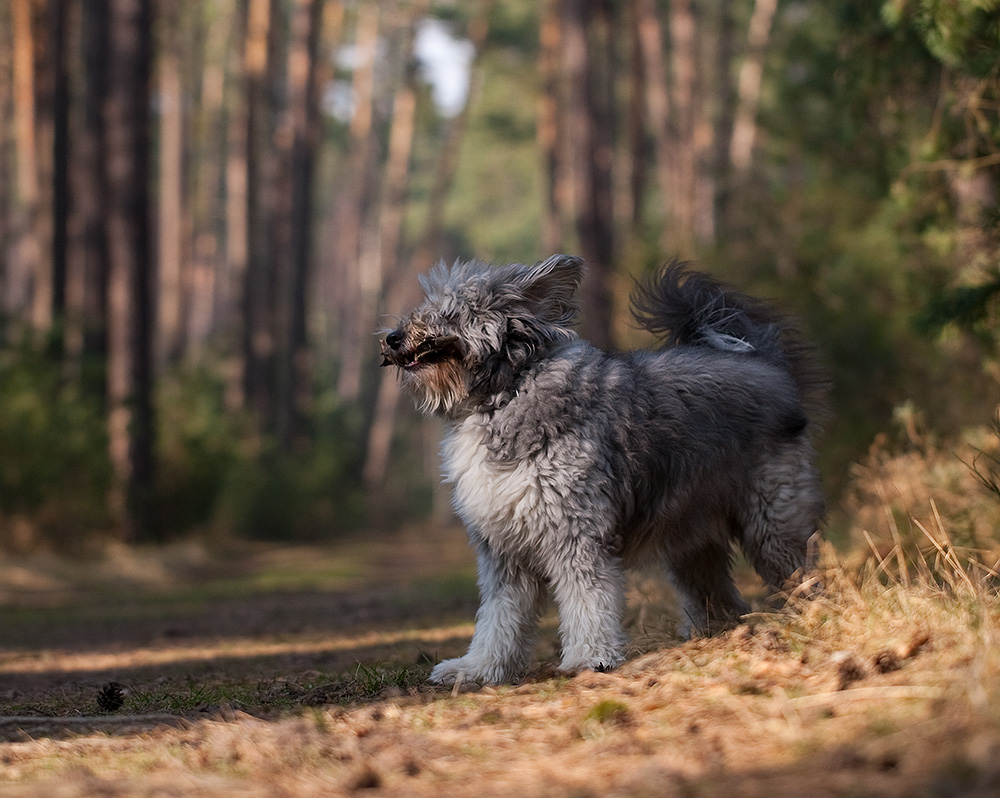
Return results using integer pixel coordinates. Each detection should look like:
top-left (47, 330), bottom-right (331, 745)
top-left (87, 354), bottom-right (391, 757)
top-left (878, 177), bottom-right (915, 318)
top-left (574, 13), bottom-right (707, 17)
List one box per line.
top-left (96, 682), bottom-right (126, 712)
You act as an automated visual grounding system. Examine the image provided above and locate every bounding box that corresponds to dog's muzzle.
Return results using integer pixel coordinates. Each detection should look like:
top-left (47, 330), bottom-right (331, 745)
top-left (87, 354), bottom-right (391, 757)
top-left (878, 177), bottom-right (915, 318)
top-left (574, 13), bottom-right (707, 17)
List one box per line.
top-left (384, 329), bottom-right (405, 351)
top-left (380, 328), bottom-right (407, 368)
top-left (382, 330), bottom-right (413, 368)
top-left (381, 329), bottom-right (461, 370)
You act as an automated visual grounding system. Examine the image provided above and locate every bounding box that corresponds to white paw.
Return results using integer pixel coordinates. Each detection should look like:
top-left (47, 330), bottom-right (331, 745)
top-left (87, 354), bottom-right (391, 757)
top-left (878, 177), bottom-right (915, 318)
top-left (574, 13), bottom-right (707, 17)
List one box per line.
top-left (428, 656), bottom-right (514, 685)
top-left (558, 651), bottom-right (624, 676)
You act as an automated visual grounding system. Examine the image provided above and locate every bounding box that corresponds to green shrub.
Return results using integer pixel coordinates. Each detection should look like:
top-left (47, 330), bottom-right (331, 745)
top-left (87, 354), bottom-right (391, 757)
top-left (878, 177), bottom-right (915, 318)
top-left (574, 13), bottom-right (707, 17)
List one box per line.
top-left (0, 341), bottom-right (112, 551)
top-left (214, 395), bottom-right (368, 542)
top-left (157, 366), bottom-right (369, 542)
top-left (155, 365), bottom-right (248, 537)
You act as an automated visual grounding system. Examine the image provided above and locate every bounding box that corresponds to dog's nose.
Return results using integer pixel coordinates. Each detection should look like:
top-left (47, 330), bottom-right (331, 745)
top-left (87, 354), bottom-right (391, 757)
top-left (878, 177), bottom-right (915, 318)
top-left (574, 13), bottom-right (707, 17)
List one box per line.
top-left (385, 329), bottom-right (405, 350)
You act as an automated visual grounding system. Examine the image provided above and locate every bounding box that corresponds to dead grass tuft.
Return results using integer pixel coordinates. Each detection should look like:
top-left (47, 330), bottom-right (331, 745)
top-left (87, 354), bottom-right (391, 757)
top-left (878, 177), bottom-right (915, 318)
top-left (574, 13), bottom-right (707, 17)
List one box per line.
top-left (846, 414), bottom-right (1000, 575)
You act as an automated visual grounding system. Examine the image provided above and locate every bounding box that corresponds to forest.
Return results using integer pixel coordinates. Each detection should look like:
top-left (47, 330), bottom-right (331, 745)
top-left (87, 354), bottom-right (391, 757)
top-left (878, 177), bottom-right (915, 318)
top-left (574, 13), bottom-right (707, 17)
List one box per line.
top-left (0, 0), bottom-right (998, 550)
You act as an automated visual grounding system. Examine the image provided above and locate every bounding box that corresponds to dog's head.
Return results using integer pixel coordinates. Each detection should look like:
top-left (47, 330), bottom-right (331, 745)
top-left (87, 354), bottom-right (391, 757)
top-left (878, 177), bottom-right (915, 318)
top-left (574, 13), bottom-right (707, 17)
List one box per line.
top-left (380, 254), bottom-right (584, 417)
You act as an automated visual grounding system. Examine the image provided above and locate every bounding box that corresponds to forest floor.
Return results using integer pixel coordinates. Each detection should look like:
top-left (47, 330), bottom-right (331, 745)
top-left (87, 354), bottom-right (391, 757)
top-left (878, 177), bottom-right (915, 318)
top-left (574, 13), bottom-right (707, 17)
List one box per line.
top-left (1, 524), bottom-right (999, 797)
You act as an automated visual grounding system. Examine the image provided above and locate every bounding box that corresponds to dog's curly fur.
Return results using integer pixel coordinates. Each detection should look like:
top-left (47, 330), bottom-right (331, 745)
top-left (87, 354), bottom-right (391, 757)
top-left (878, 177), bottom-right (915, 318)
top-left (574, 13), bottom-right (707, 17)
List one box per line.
top-left (381, 254), bottom-right (826, 685)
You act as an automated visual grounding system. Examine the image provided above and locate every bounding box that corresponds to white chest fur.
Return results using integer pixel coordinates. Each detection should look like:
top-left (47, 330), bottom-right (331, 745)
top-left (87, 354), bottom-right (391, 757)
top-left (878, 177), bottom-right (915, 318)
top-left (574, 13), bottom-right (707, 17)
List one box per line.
top-left (441, 416), bottom-right (544, 541)
top-left (440, 414), bottom-right (608, 560)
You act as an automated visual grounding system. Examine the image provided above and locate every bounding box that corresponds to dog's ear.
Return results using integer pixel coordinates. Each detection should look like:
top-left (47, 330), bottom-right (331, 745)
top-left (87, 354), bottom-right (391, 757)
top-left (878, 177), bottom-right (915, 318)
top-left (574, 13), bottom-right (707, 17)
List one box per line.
top-left (515, 254), bottom-right (584, 326)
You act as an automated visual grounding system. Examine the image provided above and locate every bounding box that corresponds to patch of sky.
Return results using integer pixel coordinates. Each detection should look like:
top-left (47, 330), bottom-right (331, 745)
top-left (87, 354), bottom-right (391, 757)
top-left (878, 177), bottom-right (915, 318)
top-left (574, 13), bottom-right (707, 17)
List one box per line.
top-left (323, 16), bottom-right (473, 122)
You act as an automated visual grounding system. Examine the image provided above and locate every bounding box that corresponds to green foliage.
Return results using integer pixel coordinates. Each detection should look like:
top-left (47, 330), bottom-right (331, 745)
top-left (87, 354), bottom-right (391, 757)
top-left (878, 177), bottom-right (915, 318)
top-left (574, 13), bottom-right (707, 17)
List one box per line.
top-left (216, 395), bottom-right (368, 542)
top-left (916, 273), bottom-right (1000, 341)
top-left (882, 0), bottom-right (1000, 75)
top-left (0, 340), bottom-right (112, 551)
top-left (156, 365), bottom-right (247, 536)
top-left (155, 364), bottom-right (375, 543)
top-left (722, 0), bottom-right (1000, 487)
top-left (0, 351), bottom-right (370, 550)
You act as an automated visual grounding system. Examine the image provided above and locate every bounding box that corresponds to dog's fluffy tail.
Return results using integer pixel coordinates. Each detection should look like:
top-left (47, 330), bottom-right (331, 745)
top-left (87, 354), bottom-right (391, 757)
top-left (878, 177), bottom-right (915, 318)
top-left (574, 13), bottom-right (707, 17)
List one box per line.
top-left (630, 259), bottom-right (828, 415)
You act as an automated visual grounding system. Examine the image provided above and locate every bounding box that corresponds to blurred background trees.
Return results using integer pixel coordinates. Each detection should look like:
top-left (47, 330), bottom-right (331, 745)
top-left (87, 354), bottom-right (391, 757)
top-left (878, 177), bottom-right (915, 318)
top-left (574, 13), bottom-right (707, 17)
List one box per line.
top-left (0, 0), bottom-right (997, 551)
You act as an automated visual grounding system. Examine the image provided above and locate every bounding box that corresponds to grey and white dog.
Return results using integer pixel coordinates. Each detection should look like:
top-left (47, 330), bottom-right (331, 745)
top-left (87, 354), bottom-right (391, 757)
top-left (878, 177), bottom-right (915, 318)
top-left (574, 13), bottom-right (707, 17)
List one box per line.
top-left (380, 254), bottom-right (825, 684)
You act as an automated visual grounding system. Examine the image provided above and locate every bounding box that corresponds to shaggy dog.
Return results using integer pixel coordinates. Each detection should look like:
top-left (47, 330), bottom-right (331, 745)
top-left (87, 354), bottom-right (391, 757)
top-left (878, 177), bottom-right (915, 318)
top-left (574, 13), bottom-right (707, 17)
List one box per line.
top-left (380, 255), bottom-right (825, 684)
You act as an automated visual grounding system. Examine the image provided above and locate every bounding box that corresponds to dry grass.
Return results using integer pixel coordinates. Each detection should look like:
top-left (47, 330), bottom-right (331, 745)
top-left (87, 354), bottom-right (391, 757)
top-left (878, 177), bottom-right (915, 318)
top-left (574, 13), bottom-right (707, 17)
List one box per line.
top-left (1, 523), bottom-right (999, 797)
top-left (846, 415), bottom-right (1000, 570)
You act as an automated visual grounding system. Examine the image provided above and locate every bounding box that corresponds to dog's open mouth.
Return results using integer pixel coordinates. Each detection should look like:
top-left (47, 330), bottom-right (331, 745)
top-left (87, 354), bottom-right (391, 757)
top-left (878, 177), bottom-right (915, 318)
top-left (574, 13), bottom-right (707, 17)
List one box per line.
top-left (382, 337), bottom-right (460, 370)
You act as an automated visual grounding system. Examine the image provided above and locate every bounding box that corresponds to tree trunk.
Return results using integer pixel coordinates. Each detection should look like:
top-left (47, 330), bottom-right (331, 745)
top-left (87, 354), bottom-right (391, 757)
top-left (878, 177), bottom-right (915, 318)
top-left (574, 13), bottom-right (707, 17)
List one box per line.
top-left (624, 0), bottom-right (647, 235)
top-left (66, 0), bottom-right (112, 389)
top-left (240, 0), bottom-right (278, 429)
top-left (691, 2), bottom-right (718, 246)
top-left (378, 14), bottom-right (423, 289)
top-left (729, 0), bottom-right (777, 176)
top-left (710, 0), bottom-right (737, 239)
top-left (634, 0), bottom-right (673, 255)
top-left (538, 0), bottom-right (565, 254)
top-left (333, 0), bottom-right (380, 402)
top-left (275, 0), bottom-right (326, 451)
top-left (157, 0), bottom-right (186, 365)
top-left (223, 0), bottom-right (250, 409)
top-left (11, 0), bottom-right (45, 328)
top-left (49, 0), bottom-right (71, 335)
top-left (104, 0), bottom-right (157, 541)
top-left (11, 0), bottom-right (38, 227)
top-left (0, 3), bottom-right (13, 329)
top-left (561, 0), bottom-right (615, 349)
top-left (669, 0), bottom-right (696, 253)
top-left (189, 0), bottom-right (235, 351)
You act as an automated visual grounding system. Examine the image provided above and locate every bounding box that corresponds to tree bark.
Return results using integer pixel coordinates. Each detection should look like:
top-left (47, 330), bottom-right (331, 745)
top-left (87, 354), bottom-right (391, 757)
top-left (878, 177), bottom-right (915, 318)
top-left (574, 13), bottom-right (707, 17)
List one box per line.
top-left (66, 0), bottom-right (112, 388)
top-left (729, 0), bottom-right (777, 176)
top-left (634, 0), bottom-right (673, 254)
top-left (49, 0), bottom-right (71, 334)
top-left (561, 0), bottom-right (615, 350)
top-left (669, 0), bottom-right (697, 253)
top-left (157, 0), bottom-right (186, 364)
top-left (275, 0), bottom-right (326, 450)
top-left (10, 0), bottom-right (46, 328)
top-left (333, 0), bottom-right (380, 402)
top-left (104, 0), bottom-right (157, 541)
top-left (538, 0), bottom-right (565, 254)
top-left (240, 0), bottom-right (278, 429)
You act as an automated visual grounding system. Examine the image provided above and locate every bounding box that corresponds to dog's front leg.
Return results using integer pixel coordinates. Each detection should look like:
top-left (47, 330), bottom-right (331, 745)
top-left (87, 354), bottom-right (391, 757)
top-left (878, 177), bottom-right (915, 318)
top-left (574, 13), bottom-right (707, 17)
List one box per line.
top-left (429, 546), bottom-right (545, 685)
top-left (550, 551), bottom-right (628, 674)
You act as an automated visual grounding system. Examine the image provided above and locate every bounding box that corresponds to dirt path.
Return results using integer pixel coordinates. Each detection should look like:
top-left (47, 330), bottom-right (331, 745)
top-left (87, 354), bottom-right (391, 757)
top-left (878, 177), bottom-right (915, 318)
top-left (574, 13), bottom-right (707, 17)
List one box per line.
top-left (1, 532), bottom-right (999, 797)
top-left (0, 527), bottom-right (479, 719)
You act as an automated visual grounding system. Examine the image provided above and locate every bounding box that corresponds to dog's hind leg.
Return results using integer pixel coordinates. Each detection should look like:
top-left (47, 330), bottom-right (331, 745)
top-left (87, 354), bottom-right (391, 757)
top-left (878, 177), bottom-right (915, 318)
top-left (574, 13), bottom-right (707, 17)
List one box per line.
top-left (664, 539), bottom-right (751, 638)
top-left (739, 442), bottom-right (824, 594)
top-left (429, 545), bottom-right (547, 685)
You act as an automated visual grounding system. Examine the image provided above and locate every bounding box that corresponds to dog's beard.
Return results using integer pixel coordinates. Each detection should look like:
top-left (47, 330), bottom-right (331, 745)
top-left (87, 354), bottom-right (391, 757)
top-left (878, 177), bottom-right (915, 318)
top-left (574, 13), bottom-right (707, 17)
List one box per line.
top-left (381, 329), bottom-right (471, 416)
top-left (403, 359), bottom-right (469, 416)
